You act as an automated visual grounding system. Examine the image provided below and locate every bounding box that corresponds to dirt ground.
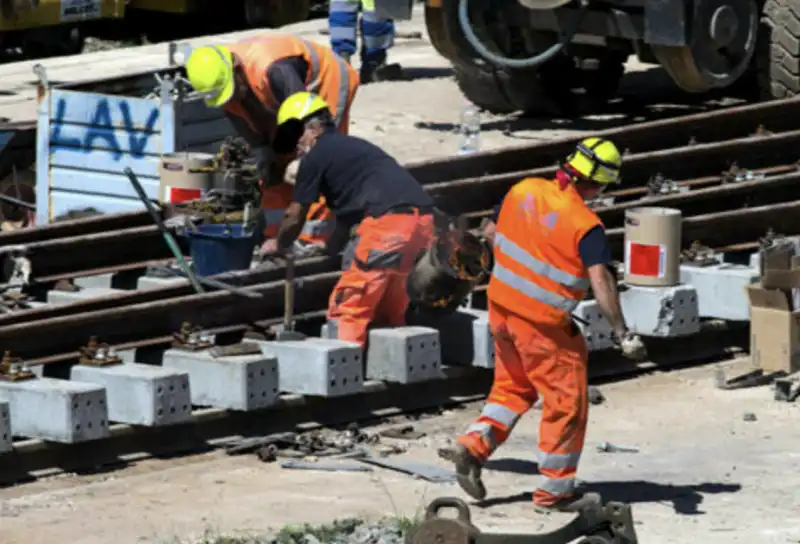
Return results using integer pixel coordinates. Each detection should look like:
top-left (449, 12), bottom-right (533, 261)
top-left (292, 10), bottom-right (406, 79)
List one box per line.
top-left (2, 356), bottom-right (799, 543)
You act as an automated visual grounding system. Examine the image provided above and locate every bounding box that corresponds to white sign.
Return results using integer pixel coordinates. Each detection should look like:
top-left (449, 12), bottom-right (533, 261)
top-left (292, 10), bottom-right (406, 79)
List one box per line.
top-left (60, 0), bottom-right (101, 22)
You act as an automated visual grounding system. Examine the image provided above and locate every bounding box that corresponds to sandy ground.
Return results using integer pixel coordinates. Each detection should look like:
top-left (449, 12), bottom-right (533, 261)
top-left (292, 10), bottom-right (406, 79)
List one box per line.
top-left (2, 356), bottom-right (799, 543)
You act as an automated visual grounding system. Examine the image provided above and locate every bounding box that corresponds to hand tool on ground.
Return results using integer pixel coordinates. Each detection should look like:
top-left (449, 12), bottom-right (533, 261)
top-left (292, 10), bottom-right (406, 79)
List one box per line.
top-left (409, 497), bottom-right (638, 544)
top-left (124, 167), bottom-right (205, 294)
top-left (153, 265), bottom-right (263, 300)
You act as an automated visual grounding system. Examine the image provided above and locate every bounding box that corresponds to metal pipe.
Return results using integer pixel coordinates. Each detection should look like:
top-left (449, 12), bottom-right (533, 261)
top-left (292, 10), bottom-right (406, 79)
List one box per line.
top-left (153, 265), bottom-right (263, 300)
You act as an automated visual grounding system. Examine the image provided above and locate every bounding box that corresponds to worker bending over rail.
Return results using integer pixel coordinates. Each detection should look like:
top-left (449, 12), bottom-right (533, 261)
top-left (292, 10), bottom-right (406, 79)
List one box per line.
top-left (445, 138), bottom-right (647, 513)
top-left (184, 34), bottom-right (360, 256)
top-left (273, 92), bottom-right (434, 347)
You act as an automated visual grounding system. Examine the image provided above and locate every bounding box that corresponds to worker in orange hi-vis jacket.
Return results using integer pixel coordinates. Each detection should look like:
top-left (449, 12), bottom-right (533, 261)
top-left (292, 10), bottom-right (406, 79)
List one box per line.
top-left (184, 34), bottom-right (359, 257)
top-left (443, 137), bottom-right (647, 514)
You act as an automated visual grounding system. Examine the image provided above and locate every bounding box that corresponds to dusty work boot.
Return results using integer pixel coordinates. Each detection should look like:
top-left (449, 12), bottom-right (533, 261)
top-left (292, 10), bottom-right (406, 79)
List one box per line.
top-left (439, 443), bottom-right (487, 500)
top-left (359, 61), bottom-right (404, 84)
top-left (533, 491), bottom-right (602, 514)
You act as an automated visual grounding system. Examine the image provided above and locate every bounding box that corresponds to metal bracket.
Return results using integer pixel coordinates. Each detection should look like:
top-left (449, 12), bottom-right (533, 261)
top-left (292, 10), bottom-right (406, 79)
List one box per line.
top-left (0, 351), bottom-right (35, 382)
top-left (79, 336), bottom-right (122, 367)
top-left (410, 497), bottom-right (638, 544)
top-left (172, 322), bottom-right (214, 351)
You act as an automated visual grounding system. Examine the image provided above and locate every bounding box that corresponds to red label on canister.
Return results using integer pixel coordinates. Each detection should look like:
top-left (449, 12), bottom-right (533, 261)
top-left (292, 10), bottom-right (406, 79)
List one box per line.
top-left (165, 187), bottom-right (203, 204)
top-left (626, 242), bottom-right (665, 277)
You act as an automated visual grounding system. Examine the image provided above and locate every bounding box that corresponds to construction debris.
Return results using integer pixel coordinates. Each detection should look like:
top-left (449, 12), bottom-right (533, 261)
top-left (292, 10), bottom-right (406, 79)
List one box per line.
top-left (596, 442), bottom-right (639, 454)
top-left (774, 372), bottom-right (800, 402)
top-left (743, 412), bottom-right (758, 422)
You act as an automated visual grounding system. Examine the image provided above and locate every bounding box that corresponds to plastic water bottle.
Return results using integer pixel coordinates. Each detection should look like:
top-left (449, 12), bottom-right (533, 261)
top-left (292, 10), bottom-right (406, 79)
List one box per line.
top-left (458, 104), bottom-right (481, 155)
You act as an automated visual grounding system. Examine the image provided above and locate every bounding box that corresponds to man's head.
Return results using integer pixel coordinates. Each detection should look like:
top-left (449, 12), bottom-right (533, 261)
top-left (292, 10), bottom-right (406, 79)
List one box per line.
top-left (560, 137), bottom-right (622, 199)
top-left (274, 92), bottom-right (335, 156)
top-left (185, 45), bottom-right (246, 108)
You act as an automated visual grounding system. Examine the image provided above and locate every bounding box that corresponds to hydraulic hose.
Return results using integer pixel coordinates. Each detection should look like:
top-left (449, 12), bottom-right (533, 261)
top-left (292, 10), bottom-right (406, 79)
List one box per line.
top-left (457, 0), bottom-right (591, 69)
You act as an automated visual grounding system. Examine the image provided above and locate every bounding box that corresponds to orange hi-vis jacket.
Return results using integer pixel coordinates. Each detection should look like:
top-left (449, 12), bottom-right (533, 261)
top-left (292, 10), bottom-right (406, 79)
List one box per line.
top-left (488, 177), bottom-right (602, 327)
top-left (224, 33), bottom-right (359, 140)
top-left (261, 182), bottom-right (335, 245)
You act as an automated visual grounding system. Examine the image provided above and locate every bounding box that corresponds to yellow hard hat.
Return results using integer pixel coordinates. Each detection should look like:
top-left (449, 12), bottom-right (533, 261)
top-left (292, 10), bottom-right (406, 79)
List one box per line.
top-left (185, 45), bottom-right (235, 108)
top-left (564, 137), bottom-right (622, 184)
top-left (277, 92), bottom-right (330, 126)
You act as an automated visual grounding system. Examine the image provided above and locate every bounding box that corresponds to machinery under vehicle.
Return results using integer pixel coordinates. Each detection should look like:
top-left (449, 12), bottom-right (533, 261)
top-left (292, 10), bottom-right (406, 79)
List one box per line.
top-left (380, 0), bottom-right (798, 115)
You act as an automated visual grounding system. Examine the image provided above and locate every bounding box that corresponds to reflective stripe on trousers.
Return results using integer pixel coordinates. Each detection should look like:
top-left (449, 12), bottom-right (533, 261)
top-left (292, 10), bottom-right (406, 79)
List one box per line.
top-left (492, 233), bottom-right (585, 313)
top-left (328, 0), bottom-right (394, 60)
top-left (302, 219), bottom-right (335, 238)
top-left (463, 401), bottom-right (581, 498)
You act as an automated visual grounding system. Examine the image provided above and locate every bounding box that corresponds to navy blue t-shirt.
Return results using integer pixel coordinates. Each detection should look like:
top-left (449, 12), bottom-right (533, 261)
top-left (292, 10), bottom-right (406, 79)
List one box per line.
top-left (292, 131), bottom-right (433, 228)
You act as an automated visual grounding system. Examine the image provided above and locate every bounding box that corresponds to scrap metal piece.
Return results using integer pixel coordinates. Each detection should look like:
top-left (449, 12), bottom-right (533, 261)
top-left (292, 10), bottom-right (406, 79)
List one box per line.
top-left (172, 322), bottom-right (214, 351)
top-left (379, 424), bottom-right (426, 440)
top-left (714, 367), bottom-right (782, 391)
top-left (596, 442), bottom-right (639, 454)
top-left (0, 351), bottom-right (34, 382)
top-left (278, 459), bottom-right (373, 472)
top-left (78, 336), bottom-right (122, 367)
top-left (209, 342), bottom-right (263, 358)
top-left (224, 431), bottom-right (297, 455)
top-left (356, 454), bottom-right (456, 482)
top-left (409, 497), bottom-right (638, 544)
top-left (774, 372), bottom-right (800, 402)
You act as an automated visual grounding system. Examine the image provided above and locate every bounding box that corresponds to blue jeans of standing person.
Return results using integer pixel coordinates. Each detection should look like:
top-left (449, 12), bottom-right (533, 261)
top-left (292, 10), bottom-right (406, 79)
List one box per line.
top-left (328, 0), bottom-right (395, 65)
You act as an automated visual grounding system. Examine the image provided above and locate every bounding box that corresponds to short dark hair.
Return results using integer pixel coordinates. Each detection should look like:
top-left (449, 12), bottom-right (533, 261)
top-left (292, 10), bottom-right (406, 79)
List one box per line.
top-left (305, 110), bottom-right (336, 131)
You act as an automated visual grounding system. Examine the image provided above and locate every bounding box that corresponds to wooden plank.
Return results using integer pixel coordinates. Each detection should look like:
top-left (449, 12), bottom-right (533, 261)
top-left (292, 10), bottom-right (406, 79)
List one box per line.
top-left (177, 116), bottom-right (235, 149)
top-left (49, 145), bottom-right (160, 177)
top-left (49, 169), bottom-right (160, 201)
top-left (50, 90), bottom-right (163, 132)
top-left (50, 123), bottom-right (165, 156)
top-left (49, 191), bottom-right (148, 221)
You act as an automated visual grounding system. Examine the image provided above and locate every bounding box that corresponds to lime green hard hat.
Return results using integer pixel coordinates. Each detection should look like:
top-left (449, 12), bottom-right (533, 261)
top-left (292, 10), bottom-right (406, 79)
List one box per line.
top-left (277, 92), bottom-right (331, 126)
top-left (565, 137), bottom-right (622, 185)
top-left (185, 45), bottom-right (235, 108)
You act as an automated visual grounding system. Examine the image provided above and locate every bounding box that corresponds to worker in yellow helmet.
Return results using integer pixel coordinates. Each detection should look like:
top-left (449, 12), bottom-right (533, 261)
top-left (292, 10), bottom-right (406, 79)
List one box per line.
top-left (442, 137), bottom-right (646, 513)
top-left (273, 92), bottom-right (435, 349)
top-left (184, 34), bottom-right (359, 257)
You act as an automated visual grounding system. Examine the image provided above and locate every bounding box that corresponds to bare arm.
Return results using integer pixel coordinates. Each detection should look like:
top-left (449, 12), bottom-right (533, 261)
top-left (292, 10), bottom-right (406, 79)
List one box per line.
top-left (276, 202), bottom-right (310, 252)
top-left (587, 264), bottom-right (627, 339)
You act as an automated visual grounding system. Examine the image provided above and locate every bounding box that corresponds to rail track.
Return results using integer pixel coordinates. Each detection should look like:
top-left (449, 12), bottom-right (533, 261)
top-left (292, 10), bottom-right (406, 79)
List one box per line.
top-left (1, 93), bottom-right (795, 482)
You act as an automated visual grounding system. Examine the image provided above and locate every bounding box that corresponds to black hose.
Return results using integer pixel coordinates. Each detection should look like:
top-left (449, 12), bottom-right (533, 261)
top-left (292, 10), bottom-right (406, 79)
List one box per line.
top-left (457, 0), bottom-right (591, 69)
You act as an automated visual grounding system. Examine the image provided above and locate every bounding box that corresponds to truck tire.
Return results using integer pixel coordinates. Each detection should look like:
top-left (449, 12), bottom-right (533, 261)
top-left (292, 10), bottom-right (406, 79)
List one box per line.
top-left (453, 63), bottom-right (551, 115)
top-left (757, 0), bottom-right (800, 98)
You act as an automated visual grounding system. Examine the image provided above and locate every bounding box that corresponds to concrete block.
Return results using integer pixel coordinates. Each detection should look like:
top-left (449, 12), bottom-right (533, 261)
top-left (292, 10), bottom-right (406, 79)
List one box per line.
top-left (163, 348), bottom-right (279, 410)
top-left (256, 338), bottom-right (363, 397)
top-left (137, 276), bottom-right (185, 290)
top-left (70, 363), bottom-right (192, 426)
top-left (680, 263), bottom-right (759, 321)
top-left (0, 378), bottom-right (108, 443)
top-left (46, 287), bottom-right (122, 306)
top-left (74, 273), bottom-right (115, 290)
top-left (0, 401), bottom-right (11, 453)
top-left (620, 284), bottom-right (701, 337)
top-left (574, 300), bottom-right (615, 351)
top-left (409, 309), bottom-right (494, 368)
top-left (367, 326), bottom-right (443, 383)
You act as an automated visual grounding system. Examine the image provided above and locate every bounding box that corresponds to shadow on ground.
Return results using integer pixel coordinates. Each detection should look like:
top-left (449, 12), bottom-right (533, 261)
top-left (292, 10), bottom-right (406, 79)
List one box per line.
top-left (475, 480), bottom-right (742, 515)
top-left (414, 66), bottom-right (748, 135)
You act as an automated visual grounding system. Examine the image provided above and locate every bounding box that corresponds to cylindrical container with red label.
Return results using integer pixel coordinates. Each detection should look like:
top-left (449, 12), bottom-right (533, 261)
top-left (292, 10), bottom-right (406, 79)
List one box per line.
top-left (158, 152), bottom-right (216, 204)
top-left (623, 207), bottom-right (682, 287)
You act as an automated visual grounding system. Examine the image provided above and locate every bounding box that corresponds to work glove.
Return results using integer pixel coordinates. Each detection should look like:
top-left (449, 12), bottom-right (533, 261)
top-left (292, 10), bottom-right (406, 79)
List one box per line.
top-left (619, 330), bottom-right (647, 361)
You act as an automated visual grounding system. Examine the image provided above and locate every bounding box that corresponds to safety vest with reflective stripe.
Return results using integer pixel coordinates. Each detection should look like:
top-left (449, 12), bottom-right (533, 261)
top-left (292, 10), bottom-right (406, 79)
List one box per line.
top-left (224, 33), bottom-right (359, 139)
top-left (488, 177), bottom-right (602, 327)
top-left (261, 182), bottom-right (335, 245)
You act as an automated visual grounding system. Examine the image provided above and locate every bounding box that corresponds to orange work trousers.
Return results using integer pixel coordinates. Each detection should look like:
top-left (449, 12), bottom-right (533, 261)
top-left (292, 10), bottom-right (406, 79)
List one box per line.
top-left (328, 210), bottom-right (435, 347)
top-left (457, 301), bottom-right (589, 506)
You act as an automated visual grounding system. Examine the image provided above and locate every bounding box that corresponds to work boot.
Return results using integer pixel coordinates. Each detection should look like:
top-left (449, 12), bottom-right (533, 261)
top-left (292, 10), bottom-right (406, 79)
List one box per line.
top-left (359, 61), bottom-right (404, 84)
top-left (533, 491), bottom-right (602, 514)
top-left (441, 443), bottom-right (487, 500)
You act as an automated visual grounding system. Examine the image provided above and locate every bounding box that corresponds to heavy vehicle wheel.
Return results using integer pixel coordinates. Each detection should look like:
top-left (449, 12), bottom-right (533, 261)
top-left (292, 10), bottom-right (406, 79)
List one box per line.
top-left (245, 0), bottom-right (311, 28)
top-left (538, 51), bottom-right (627, 115)
top-left (453, 62), bottom-right (549, 115)
top-left (755, 0), bottom-right (800, 98)
top-left (651, 0), bottom-right (759, 92)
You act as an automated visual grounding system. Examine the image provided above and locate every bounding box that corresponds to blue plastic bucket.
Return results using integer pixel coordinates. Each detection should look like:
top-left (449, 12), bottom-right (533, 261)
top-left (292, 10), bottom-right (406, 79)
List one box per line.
top-left (185, 223), bottom-right (256, 277)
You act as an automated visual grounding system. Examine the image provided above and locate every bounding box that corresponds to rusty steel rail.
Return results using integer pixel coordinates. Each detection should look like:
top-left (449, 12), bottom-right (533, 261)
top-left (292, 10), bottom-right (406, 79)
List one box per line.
top-left (11, 125), bottom-right (800, 283)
